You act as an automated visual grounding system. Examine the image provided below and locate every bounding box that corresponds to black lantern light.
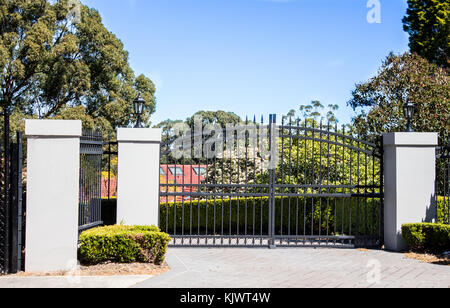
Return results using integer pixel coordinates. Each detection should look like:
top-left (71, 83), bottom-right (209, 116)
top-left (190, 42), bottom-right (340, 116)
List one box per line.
top-left (133, 93), bottom-right (145, 128)
top-left (403, 101), bottom-right (415, 133)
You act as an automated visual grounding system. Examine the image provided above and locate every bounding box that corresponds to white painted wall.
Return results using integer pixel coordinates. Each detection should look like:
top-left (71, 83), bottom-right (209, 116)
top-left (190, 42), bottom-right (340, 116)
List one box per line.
top-left (25, 120), bottom-right (82, 272)
top-left (116, 128), bottom-right (162, 226)
top-left (383, 132), bottom-right (438, 252)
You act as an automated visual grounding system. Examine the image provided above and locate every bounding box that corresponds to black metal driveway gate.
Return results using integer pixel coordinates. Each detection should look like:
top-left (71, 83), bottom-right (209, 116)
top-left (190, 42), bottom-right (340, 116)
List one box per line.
top-left (160, 115), bottom-right (384, 248)
top-left (79, 130), bottom-right (104, 234)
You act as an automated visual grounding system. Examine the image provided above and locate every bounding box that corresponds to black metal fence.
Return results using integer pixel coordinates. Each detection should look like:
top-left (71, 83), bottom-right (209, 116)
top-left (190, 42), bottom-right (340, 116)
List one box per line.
top-left (79, 130), bottom-right (103, 233)
top-left (0, 112), bottom-right (24, 274)
top-left (104, 140), bottom-right (118, 200)
top-left (436, 137), bottom-right (449, 225)
top-left (160, 115), bottom-right (384, 248)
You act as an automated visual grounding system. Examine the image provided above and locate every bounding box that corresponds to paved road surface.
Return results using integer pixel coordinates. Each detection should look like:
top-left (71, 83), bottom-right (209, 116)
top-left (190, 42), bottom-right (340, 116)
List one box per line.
top-left (0, 248), bottom-right (448, 288)
top-left (134, 248), bottom-right (450, 288)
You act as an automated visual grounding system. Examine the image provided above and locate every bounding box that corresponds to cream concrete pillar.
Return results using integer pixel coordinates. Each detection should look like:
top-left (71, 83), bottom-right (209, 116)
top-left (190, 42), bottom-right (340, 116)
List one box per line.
top-left (383, 132), bottom-right (438, 252)
top-left (116, 128), bottom-right (162, 226)
top-left (25, 120), bottom-right (82, 272)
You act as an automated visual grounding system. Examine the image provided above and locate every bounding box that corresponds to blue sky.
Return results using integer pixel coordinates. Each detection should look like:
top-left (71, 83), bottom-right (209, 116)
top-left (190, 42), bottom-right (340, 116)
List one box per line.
top-left (81, 0), bottom-right (409, 125)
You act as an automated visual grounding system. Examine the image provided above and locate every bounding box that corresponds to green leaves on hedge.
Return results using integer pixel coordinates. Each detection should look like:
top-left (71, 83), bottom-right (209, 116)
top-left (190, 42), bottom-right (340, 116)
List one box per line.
top-left (436, 196), bottom-right (449, 224)
top-left (160, 196), bottom-right (382, 236)
top-left (402, 223), bottom-right (450, 253)
top-left (79, 225), bottom-right (171, 265)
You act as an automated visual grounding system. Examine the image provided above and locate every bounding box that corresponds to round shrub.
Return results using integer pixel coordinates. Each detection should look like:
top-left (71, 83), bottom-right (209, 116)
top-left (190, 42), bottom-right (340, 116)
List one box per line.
top-left (79, 225), bottom-right (171, 265)
top-left (402, 223), bottom-right (450, 254)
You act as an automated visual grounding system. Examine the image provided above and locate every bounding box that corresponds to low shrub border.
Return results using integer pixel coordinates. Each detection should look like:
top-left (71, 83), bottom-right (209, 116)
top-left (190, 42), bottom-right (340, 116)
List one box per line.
top-left (160, 196), bottom-right (382, 236)
top-left (79, 225), bottom-right (171, 265)
top-left (102, 197), bottom-right (382, 236)
top-left (402, 223), bottom-right (450, 254)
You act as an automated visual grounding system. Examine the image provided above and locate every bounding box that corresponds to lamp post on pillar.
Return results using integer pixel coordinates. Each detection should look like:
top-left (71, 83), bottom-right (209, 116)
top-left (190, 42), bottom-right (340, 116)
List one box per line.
top-left (403, 102), bottom-right (416, 133)
top-left (116, 98), bottom-right (162, 226)
top-left (133, 93), bottom-right (145, 128)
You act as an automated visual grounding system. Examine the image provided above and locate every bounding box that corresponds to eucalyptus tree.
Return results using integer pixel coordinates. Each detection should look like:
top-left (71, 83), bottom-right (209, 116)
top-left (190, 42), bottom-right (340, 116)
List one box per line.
top-left (0, 0), bottom-right (156, 136)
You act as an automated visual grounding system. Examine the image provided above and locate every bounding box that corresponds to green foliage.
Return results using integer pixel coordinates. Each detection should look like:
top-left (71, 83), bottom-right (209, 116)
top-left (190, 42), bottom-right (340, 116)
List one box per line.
top-left (403, 0), bottom-right (450, 68)
top-left (296, 101), bottom-right (339, 124)
top-left (154, 119), bottom-right (185, 142)
top-left (349, 52), bottom-right (449, 138)
top-left (79, 225), bottom-right (171, 265)
top-left (156, 110), bottom-right (243, 144)
top-left (186, 111), bottom-right (242, 128)
top-left (204, 120), bottom-right (382, 193)
top-left (436, 196), bottom-right (449, 224)
top-left (160, 197), bottom-right (382, 237)
top-left (402, 223), bottom-right (450, 253)
top-left (277, 122), bottom-right (381, 190)
top-left (0, 0), bottom-right (156, 138)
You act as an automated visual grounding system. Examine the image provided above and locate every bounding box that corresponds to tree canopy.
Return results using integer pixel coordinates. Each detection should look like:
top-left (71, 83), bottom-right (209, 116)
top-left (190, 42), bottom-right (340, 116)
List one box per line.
top-left (282, 101), bottom-right (339, 125)
top-left (348, 52), bottom-right (449, 138)
top-left (185, 110), bottom-right (242, 128)
top-left (403, 0), bottom-right (450, 68)
top-left (156, 110), bottom-right (242, 144)
top-left (0, 0), bottom-right (155, 135)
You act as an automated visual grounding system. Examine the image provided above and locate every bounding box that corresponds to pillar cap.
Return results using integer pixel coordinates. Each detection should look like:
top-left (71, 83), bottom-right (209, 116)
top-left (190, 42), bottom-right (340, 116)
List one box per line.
top-left (25, 120), bottom-right (82, 137)
top-left (117, 128), bottom-right (162, 143)
top-left (383, 132), bottom-right (438, 147)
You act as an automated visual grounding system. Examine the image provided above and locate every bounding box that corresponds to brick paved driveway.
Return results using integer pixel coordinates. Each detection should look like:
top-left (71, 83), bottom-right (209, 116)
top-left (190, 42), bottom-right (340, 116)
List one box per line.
top-left (135, 248), bottom-right (450, 288)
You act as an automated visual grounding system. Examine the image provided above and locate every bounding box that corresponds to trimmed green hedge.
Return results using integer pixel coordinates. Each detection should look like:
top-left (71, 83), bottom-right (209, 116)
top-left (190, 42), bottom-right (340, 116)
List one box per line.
top-left (79, 225), bottom-right (171, 265)
top-left (402, 223), bottom-right (450, 253)
top-left (101, 197), bottom-right (382, 236)
top-left (160, 196), bottom-right (381, 236)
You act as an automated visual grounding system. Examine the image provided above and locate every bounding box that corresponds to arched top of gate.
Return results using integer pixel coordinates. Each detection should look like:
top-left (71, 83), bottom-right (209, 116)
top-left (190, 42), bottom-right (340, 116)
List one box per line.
top-left (159, 122), bottom-right (383, 159)
top-left (278, 124), bottom-right (383, 159)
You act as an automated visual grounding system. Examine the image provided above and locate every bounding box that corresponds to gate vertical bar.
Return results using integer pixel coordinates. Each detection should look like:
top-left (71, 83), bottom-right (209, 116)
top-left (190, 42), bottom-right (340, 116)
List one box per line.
top-left (9, 132), bottom-right (22, 273)
top-left (0, 140), bottom-right (3, 274)
top-left (268, 114), bottom-right (273, 247)
top-left (379, 137), bottom-right (384, 245)
top-left (3, 109), bottom-right (10, 273)
top-left (269, 114), bottom-right (276, 248)
top-left (17, 132), bottom-right (23, 272)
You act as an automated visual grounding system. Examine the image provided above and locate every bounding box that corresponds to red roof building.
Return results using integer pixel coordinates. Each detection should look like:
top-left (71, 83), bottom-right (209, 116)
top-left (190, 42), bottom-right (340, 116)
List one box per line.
top-left (100, 165), bottom-right (207, 203)
top-left (160, 165), bottom-right (207, 203)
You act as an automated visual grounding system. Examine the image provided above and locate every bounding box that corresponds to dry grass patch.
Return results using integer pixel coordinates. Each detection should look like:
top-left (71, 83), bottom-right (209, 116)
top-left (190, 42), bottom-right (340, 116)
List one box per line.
top-left (405, 252), bottom-right (450, 266)
top-left (11, 262), bottom-right (170, 277)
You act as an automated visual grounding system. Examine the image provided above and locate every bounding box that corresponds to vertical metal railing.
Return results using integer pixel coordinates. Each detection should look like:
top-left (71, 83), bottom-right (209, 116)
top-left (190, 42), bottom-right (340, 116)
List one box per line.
top-left (160, 114), bottom-right (384, 248)
top-left (0, 121), bottom-right (24, 274)
top-left (103, 140), bottom-right (118, 200)
top-left (0, 136), bottom-right (5, 274)
top-left (275, 119), bottom-right (383, 248)
top-left (79, 130), bottom-right (103, 233)
top-left (9, 133), bottom-right (23, 273)
top-left (436, 136), bottom-right (449, 225)
top-left (1, 109), bottom-right (10, 273)
top-left (160, 116), bottom-right (273, 247)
